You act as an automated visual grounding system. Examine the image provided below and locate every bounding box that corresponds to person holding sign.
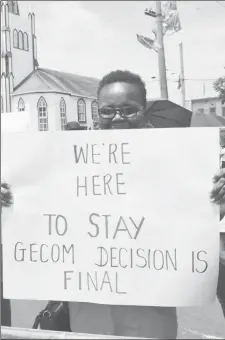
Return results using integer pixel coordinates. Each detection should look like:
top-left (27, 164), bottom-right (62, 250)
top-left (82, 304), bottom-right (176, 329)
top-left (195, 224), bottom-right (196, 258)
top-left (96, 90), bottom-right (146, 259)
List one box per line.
top-left (65, 70), bottom-right (225, 338)
top-left (1, 71), bottom-right (225, 338)
top-left (216, 129), bottom-right (225, 318)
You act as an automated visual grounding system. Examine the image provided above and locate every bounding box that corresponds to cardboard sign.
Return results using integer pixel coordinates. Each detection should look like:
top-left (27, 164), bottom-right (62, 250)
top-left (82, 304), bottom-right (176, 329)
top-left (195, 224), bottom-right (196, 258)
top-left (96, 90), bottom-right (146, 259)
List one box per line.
top-left (1, 326), bottom-right (138, 339)
top-left (1, 128), bottom-right (220, 306)
top-left (1, 111), bottom-right (31, 133)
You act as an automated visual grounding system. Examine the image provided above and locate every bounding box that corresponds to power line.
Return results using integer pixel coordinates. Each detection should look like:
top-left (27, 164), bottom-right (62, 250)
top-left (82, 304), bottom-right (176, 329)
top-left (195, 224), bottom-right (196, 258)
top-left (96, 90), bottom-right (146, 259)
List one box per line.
top-left (215, 1), bottom-right (225, 8)
top-left (146, 78), bottom-right (218, 83)
top-left (188, 65), bottom-right (225, 69)
top-left (185, 78), bottom-right (217, 81)
top-left (179, 0), bottom-right (225, 9)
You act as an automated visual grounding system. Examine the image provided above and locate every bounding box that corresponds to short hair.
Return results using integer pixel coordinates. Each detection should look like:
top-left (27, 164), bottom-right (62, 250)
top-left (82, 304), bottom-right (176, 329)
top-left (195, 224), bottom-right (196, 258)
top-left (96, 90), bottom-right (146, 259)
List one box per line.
top-left (97, 70), bottom-right (147, 107)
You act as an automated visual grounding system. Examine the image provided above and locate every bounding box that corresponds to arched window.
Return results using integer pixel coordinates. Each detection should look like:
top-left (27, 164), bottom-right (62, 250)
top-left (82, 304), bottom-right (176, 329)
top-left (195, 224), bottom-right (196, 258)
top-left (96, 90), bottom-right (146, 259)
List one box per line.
top-left (77, 99), bottom-right (86, 123)
top-left (60, 97), bottom-right (67, 130)
top-left (37, 97), bottom-right (48, 131)
top-left (23, 33), bottom-right (29, 51)
top-left (18, 98), bottom-right (25, 112)
top-left (13, 1), bottom-right (19, 15)
top-left (13, 29), bottom-right (18, 48)
top-left (8, 1), bottom-right (19, 14)
top-left (6, 30), bottom-right (10, 53)
top-left (8, 0), bottom-right (13, 13)
top-left (91, 101), bottom-right (98, 121)
top-left (18, 30), bottom-right (23, 49)
top-left (5, 55), bottom-right (9, 75)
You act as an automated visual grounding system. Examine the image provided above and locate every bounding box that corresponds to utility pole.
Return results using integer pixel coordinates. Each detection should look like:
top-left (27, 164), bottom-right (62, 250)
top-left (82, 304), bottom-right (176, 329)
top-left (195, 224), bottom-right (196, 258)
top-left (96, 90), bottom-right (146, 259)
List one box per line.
top-left (155, 1), bottom-right (168, 100)
top-left (179, 42), bottom-right (186, 107)
top-left (203, 83), bottom-right (205, 97)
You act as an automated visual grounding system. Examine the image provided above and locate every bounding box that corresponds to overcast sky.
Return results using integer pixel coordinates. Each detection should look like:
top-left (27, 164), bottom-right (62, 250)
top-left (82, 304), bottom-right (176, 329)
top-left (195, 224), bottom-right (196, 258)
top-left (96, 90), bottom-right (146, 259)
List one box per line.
top-left (19, 1), bottom-right (225, 105)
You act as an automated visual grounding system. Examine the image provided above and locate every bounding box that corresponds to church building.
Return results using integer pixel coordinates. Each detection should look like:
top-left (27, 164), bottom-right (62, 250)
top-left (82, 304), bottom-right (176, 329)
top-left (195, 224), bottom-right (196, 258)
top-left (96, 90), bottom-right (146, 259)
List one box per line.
top-left (1, 0), bottom-right (99, 130)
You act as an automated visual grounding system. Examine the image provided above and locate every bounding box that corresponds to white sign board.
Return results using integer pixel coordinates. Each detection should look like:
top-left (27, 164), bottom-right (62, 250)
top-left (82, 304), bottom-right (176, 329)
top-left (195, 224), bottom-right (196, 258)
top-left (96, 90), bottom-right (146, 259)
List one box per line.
top-left (1, 128), bottom-right (220, 307)
top-left (1, 111), bottom-right (31, 133)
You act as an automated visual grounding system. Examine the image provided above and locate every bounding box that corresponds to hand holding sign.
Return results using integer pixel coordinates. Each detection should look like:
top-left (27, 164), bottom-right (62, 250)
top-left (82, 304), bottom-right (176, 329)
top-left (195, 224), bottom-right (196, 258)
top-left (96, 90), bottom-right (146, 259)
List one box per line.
top-left (211, 169), bottom-right (225, 207)
top-left (210, 128), bottom-right (225, 217)
top-left (1, 182), bottom-right (13, 208)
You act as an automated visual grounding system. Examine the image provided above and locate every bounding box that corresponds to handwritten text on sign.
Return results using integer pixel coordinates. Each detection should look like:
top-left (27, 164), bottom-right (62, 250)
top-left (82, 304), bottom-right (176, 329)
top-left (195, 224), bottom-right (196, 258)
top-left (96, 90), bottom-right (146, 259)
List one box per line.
top-left (1, 128), bottom-right (219, 306)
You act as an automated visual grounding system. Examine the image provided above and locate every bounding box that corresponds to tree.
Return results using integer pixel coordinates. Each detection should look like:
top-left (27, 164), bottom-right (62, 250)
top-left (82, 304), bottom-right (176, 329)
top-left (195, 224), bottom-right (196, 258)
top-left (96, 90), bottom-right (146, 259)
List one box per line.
top-left (213, 76), bottom-right (225, 104)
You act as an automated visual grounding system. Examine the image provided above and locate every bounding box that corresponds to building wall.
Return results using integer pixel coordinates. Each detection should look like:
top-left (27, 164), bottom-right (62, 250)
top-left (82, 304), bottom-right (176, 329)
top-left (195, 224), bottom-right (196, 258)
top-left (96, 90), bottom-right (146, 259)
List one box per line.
top-left (9, 11), bottom-right (34, 87)
top-left (191, 98), bottom-right (225, 117)
top-left (11, 92), bottom-right (97, 130)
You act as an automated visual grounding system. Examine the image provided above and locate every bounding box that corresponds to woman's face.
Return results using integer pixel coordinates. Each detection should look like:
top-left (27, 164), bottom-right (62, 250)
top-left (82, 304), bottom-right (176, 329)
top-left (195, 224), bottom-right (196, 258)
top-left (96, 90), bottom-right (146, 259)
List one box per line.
top-left (98, 82), bottom-right (146, 130)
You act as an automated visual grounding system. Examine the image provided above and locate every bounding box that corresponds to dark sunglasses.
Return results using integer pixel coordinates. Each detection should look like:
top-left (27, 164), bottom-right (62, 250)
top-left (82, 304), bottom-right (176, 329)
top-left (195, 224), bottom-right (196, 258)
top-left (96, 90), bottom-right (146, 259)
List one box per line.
top-left (98, 106), bottom-right (142, 119)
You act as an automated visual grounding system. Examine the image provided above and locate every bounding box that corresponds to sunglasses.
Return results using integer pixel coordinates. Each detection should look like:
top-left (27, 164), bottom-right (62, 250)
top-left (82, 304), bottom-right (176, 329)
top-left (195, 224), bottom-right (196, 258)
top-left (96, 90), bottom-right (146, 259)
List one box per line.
top-left (98, 106), bottom-right (142, 119)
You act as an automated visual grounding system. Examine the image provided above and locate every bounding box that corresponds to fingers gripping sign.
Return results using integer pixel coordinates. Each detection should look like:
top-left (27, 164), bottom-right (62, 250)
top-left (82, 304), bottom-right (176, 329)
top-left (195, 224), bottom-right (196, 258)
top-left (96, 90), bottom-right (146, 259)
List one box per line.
top-left (1, 182), bottom-right (13, 208)
top-left (210, 169), bottom-right (225, 216)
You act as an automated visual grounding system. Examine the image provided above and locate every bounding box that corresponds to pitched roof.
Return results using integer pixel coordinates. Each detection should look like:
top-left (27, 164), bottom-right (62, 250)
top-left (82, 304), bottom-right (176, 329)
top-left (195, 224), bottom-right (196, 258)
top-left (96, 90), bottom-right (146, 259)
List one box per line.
top-left (191, 96), bottom-right (219, 102)
top-left (13, 68), bottom-right (99, 98)
top-left (146, 99), bottom-right (225, 127)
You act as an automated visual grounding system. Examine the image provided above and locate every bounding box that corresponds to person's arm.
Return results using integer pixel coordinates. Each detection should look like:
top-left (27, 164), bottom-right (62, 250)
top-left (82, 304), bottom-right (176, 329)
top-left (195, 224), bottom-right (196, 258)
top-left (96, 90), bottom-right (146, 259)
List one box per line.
top-left (217, 259), bottom-right (225, 318)
top-left (218, 234), bottom-right (225, 318)
top-left (210, 170), bottom-right (225, 317)
top-left (1, 182), bottom-right (13, 327)
top-left (217, 234), bottom-right (224, 318)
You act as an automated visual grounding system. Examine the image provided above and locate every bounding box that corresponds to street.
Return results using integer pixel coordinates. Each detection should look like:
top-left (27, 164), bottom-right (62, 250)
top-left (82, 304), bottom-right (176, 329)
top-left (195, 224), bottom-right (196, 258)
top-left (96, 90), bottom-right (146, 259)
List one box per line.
top-left (10, 299), bottom-right (225, 339)
top-left (177, 300), bottom-right (225, 339)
